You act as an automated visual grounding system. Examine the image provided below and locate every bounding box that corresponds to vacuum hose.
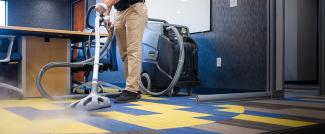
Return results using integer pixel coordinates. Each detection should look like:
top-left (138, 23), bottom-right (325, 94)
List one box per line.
top-left (36, 5), bottom-right (116, 100)
top-left (139, 25), bottom-right (185, 96)
top-left (36, 37), bottom-right (114, 100)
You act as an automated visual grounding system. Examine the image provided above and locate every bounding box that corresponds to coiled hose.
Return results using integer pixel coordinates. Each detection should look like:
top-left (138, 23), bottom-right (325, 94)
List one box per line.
top-left (35, 35), bottom-right (117, 100)
top-left (35, 5), bottom-right (119, 100)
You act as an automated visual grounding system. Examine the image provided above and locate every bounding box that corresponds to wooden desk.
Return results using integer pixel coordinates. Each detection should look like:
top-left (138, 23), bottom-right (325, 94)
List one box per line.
top-left (0, 26), bottom-right (109, 43)
top-left (0, 26), bottom-right (108, 97)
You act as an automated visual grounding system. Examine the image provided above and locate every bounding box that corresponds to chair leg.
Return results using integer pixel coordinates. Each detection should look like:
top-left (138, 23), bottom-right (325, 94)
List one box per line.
top-left (98, 81), bottom-right (123, 92)
top-left (72, 81), bottom-right (122, 94)
top-left (0, 82), bottom-right (23, 99)
top-left (72, 81), bottom-right (92, 93)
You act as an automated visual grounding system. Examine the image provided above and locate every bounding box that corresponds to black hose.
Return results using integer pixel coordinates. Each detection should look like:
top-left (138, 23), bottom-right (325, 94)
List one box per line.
top-left (139, 25), bottom-right (185, 96)
top-left (35, 35), bottom-right (116, 100)
top-left (0, 83), bottom-right (23, 99)
top-left (86, 5), bottom-right (96, 29)
top-left (35, 5), bottom-right (119, 100)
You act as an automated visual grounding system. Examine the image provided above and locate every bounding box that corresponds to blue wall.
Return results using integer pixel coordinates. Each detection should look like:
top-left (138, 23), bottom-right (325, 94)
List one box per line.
top-left (99, 0), bottom-right (268, 92)
top-left (8, 0), bottom-right (71, 30)
top-left (1, 0), bottom-right (71, 87)
top-left (191, 0), bottom-right (267, 91)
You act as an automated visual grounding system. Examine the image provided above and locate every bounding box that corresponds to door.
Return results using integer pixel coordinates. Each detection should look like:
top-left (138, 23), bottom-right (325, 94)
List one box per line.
top-left (72, 0), bottom-right (85, 87)
top-left (270, 0), bottom-right (325, 96)
top-left (284, 0), bottom-right (319, 90)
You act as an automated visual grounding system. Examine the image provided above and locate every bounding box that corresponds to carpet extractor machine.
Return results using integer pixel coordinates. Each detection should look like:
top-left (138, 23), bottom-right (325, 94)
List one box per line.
top-left (139, 19), bottom-right (200, 96)
top-left (35, 4), bottom-right (121, 111)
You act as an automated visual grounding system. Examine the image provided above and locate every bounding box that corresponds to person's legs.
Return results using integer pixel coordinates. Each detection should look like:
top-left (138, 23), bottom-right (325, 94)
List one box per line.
top-left (115, 24), bottom-right (128, 79)
top-left (114, 9), bottom-right (129, 79)
top-left (115, 3), bottom-right (148, 103)
top-left (124, 3), bottom-right (148, 93)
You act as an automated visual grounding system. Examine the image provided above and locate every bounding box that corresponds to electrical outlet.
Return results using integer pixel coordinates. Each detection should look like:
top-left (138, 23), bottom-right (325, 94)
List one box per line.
top-left (230, 0), bottom-right (237, 7)
top-left (216, 57), bottom-right (222, 67)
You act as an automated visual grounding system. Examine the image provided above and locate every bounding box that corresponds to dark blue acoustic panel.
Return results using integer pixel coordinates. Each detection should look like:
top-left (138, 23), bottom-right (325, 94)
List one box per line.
top-left (8, 0), bottom-right (71, 30)
top-left (192, 0), bottom-right (267, 91)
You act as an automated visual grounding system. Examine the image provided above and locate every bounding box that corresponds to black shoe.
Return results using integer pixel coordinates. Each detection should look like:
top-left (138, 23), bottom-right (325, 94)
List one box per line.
top-left (114, 90), bottom-right (141, 103)
top-left (137, 91), bottom-right (142, 99)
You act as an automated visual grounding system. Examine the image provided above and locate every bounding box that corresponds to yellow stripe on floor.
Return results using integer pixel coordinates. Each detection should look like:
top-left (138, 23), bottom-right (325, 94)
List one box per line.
top-left (97, 101), bottom-right (214, 130)
top-left (217, 105), bottom-right (316, 127)
top-left (0, 99), bottom-right (65, 110)
top-left (102, 88), bottom-right (121, 93)
top-left (218, 105), bottom-right (245, 114)
top-left (141, 95), bottom-right (167, 100)
top-left (0, 108), bottom-right (109, 134)
top-left (233, 114), bottom-right (316, 127)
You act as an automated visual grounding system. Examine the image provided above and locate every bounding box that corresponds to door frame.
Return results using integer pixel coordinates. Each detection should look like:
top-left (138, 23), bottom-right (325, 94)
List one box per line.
top-left (270, 0), bottom-right (325, 96)
top-left (319, 0), bottom-right (325, 96)
top-left (267, 0), bottom-right (285, 98)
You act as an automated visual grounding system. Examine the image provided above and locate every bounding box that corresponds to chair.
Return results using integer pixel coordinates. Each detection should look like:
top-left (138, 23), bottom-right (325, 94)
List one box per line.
top-left (0, 35), bottom-right (23, 99)
top-left (71, 35), bottom-right (120, 94)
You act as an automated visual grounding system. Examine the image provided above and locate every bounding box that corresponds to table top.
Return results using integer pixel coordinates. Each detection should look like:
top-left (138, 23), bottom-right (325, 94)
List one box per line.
top-left (0, 26), bottom-right (110, 42)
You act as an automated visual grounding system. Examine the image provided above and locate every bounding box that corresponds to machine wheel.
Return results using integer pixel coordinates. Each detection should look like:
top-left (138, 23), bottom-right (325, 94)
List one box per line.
top-left (173, 87), bottom-right (181, 96)
top-left (98, 85), bottom-right (104, 93)
top-left (72, 88), bottom-right (77, 94)
top-left (85, 88), bottom-right (90, 94)
top-left (187, 88), bottom-right (193, 96)
top-left (166, 89), bottom-right (174, 97)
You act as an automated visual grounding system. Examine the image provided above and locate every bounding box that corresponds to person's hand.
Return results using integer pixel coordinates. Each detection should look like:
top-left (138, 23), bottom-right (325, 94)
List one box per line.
top-left (103, 16), bottom-right (113, 30)
top-left (104, 21), bottom-right (113, 36)
top-left (96, 3), bottom-right (108, 15)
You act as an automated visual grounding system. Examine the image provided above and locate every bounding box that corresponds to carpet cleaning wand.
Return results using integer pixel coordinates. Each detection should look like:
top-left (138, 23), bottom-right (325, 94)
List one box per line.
top-left (35, 4), bottom-right (120, 110)
top-left (69, 4), bottom-right (111, 111)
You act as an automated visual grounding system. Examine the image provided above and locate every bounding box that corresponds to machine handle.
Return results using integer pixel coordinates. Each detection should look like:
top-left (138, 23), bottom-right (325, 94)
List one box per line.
top-left (148, 50), bottom-right (156, 54)
top-left (148, 18), bottom-right (169, 24)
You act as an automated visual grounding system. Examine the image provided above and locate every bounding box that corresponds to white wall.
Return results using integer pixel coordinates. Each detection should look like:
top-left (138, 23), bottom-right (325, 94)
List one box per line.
top-left (285, 0), bottom-right (298, 81)
top-left (285, 0), bottom-right (318, 82)
top-left (146, 0), bottom-right (211, 33)
top-left (97, 0), bottom-right (211, 33)
top-left (0, 1), bottom-right (6, 26)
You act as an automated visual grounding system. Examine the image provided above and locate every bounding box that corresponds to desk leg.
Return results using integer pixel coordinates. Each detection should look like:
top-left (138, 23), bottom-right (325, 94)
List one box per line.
top-left (66, 39), bottom-right (71, 95)
top-left (21, 36), bottom-right (26, 96)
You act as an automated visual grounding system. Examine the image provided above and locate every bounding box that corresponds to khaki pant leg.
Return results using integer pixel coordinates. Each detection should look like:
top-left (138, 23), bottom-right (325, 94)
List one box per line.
top-left (124, 3), bottom-right (148, 92)
top-left (114, 11), bottom-right (129, 80)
